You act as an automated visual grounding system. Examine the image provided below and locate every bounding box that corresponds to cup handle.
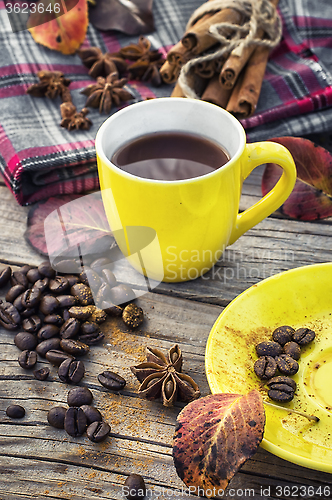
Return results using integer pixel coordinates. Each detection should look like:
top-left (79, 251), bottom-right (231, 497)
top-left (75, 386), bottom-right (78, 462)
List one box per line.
top-left (228, 141), bottom-right (297, 245)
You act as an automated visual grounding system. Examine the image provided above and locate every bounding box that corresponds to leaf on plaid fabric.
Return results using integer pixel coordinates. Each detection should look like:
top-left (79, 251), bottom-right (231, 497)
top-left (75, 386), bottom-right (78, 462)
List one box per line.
top-left (173, 390), bottom-right (265, 494)
top-left (25, 193), bottom-right (115, 256)
top-left (262, 137), bottom-right (332, 221)
top-left (27, 0), bottom-right (88, 55)
top-left (89, 0), bottom-right (154, 35)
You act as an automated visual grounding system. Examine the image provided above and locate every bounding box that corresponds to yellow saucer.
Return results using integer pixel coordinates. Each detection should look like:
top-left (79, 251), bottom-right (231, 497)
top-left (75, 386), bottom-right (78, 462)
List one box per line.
top-left (205, 262), bottom-right (332, 472)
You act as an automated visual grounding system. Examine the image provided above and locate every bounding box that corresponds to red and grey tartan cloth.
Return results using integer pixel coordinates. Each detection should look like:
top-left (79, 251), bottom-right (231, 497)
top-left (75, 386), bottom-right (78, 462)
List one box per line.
top-left (0, 0), bottom-right (332, 205)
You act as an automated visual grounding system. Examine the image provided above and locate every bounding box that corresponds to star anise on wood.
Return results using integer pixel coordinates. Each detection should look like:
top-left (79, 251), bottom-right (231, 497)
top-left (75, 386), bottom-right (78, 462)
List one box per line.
top-left (60, 102), bottom-right (92, 131)
top-left (78, 47), bottom-right (128, 79)
top-left (119, 35), bottom-right (160, 61)
top-left (128, 54), bottom-right (166, 86)
top-left (130, 344), bottom-right (200, 407)
top-left (81, 72), bottom-right (134, 114)
top-left (27, 70), bottom-right (71, 99)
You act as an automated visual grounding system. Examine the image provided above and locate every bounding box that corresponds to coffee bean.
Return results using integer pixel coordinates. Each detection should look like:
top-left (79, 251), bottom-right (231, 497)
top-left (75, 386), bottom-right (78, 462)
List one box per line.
top-left (96, 282), bottom-right (112, 306)
top-left (49, 276), bottom-right (70, 294)
top-left (21, 307), bottom-right (37, 319)
top-left (87, 420), bottom-right (110, 443)
top-left (81, 405), bottom-right (102, 424)
top-left (33, 367), bottom-right (50, 380)
top-left (293, 327), bottom-right (315, 346)
top-left (60, 339), bottom-right (90, 356)
top-left (254, 356), bottom-right (277, 380)
top-left (52, 259), bottom-right (81, 274)
top-left (20, 265), bottom-right (33, 275)
top-left (78, 331), bottom-right (104, 346)
top-left (62, 309), bottom-right (71, 321)
top-left (38, 261), bottom-right (56, 279)
top-left (80, 321), bottom-right (99, 335)
top-left (44, 314), bottom-right (64, 326)
top-left (98, 371), bottom-right (126, 391)
top-left (66, 275), bottom-right (81, 287)
top-left (18, 350), bottom-right (37, 369)
top-left (21, 288), bottom-right (41, 309)
top-left (10, 271), bottom-right (29, 288)
top-left (58, 318), bottom-right (80, 339)
top-left (6, 404), bottom-right (25, 418)
top-left (13, 293), bottom-right (24, 312)
top-left (255, 341), bottom-right (283, 357)
top-left (110, 284), bottom-right (135, 305)
top-left (0, 300), bottom-right (21, 330)
top-left (67, 386), bottom-right (93, 407)
top-left (101, 301), bottom-right (123, 316)
top-left (5, 284), bottom-right (25, 303)
top-left (90, 307), bottom-right (107, 324)
top-left (272, 325), bottom-right (295, 345)
top-left (33, 277), bottom-right (49, 293)
top-left (68, 306), bottom-right (93, 321)
top-left (47, 406), bottom-right (67, 429)
top-left (45, 349), bottom-right (74, 366)
top-left (90, 257), bottom-right (112, 275)
top-left (14, 331), bottom-right (38, 351)
top-left (124, 474), bottom-right (146, 500)
top-left (22, 315), bottom-right (42, 333)
top-left (39, 295), bottom-right (59, 315)
top-left (275, 354), bottom-right (299, 375)
top-left (36, 338), bottom-right (61, 357)
top-left (64, 407), bottom-right (87, 437)
top-left (58, 358), bottom-right (85, 384)
top-left (0, 266), bottom-right (11, 288)
top-left (267, 376), bottom-right (296, 402)
top-left (283, 341), bottom-right (301, 360)
top-left (37, 324), bottom-right (60, 341)
top-left (71, 283), bottom-right (94, 306)
top-left (80, 267), bottom-right (102, 291)
top-left (56, 294), bottom-right (78, 308)
top-left (122, 303), bottom-right (144, 328)
top-left (101, 269), bottom-right (117, 288)
top-left (26, 268), bottom-right (43, 284)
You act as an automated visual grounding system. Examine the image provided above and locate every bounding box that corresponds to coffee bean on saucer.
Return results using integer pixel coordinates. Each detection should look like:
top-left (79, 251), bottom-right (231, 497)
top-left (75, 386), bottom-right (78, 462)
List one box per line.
top-left (293, 327), bottom-right (315, 346)
top-left (98, 371), bottom-right (126, 391)
top-left (49, 276), bottom-right (69, 294)
top-left (0, 266), bottom-right (12, 288)
top-left (59, 318), bottom-right (81, 339)
top-left (38, 261), bottom-right (56, 279)
top-left (254, 356), bottom-right (277, 380)
top-left (67, 386), bottom-right (93, 407)
top-left (275, 354), bottom-right (299, 375)
top-left (45, 349), bottom-right (74, 366)
top-left (87, 420), bottom-right (110, 443)
top-left (0, 300), bottom-right (21, 330)
top-left (6, 404), bottom-right (25, 419)
top-left (47, 406), bottom-right (67, 429)
top-left (68, 306), bottom-right (93, 321)
top-left (283, 341), bottom-right (301, 360)
top-left (10, 271), bottom-right (28, 288)
top-left (39, 295), bottom-right (59, 315)
top-left (64, 407), bottom-right (87, 437)
top-left (272, 325), bottom-right (295, 345)
top-left (255, 341), bottom-right (283, 357)
top-left (33, 367), bottom-right (50, 381)
top-left (60, 339), bottom-right (90, 356)
top-left (22, 315), bottom-right (42, 333)
top-left (14, 331), bottom-right (38, 351)
top-left (71, 283), bottom-right (94, 306)
top-left (37, 324), bottom-right (60, 341)
top-left (81, 405), bottom-right (102, 424)
top-left (18, 350), bottom-right (37, 369)
top-left (110, 284), bottom-right (135, 306)
top-left (58, 358), bottom-right (85, 384)
top-left (122, 303), bottom-right (144, 328)
top-left (124, 474), bottom-right (146, 500)
top-left (267, 376), bottom-right (296, 402)
top-left (44, 314), bottom-right (64, 327)
top-left (36, 338), bottom-right (61, 357)
top-left (5, 284), bottom-right (25, 303)
top-left (26, 267), bottom-right (43, 284)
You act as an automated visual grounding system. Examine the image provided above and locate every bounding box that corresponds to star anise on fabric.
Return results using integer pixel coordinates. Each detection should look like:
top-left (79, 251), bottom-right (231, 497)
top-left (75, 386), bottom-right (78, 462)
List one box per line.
top-left (128, 54), bottom-right (166, 86)
top-left (27, 70), bottom-right (71, 99)
top-left (81, 72), bottom-right (134, 114)
top-left (119, 35), bottom-right (160, 61)
top-left (130, 344), bottom-right (200, 407)
top-left (78, 47), bottom-right (128, 79)
top-left (60, 102), bottom-right (92, 131)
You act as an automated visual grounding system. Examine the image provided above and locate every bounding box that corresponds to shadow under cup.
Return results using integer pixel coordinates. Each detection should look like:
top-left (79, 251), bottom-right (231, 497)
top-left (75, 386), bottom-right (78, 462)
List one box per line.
top-left (95, 98), bottom-right (247, 283)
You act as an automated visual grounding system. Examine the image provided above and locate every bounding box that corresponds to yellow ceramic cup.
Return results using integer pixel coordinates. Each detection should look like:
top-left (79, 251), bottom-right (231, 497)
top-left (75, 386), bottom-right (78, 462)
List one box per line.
top-left (95, 98), bottom-right (296, 283)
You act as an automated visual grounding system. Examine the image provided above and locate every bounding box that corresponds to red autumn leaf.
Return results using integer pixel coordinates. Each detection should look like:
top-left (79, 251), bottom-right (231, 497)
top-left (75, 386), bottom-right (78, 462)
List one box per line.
top-left (24, 192), bottom-right (115, 257)
top-left (89, 0), bottom-right (154, 35)
top-left (262, 137), bottom-right (332, 221)
top-left (28, 0), bottom-right (88, 55)
top-left (173, 390), bottom-right (265, 494)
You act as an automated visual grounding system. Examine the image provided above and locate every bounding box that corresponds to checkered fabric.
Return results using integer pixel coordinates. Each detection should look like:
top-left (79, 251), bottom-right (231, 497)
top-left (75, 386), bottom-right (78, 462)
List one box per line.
top-left (0, 0), bottom-right (332, 205)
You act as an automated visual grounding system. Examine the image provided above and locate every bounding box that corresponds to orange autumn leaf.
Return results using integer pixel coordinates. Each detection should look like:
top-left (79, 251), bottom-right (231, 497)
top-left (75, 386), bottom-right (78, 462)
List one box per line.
top-left (28, 0), bottom-right (88, 55)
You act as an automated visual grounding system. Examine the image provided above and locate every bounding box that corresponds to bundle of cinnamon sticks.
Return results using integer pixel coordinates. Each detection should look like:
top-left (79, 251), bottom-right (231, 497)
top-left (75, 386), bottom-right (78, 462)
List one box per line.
top-left (160, 0), bottom-right (281, 119)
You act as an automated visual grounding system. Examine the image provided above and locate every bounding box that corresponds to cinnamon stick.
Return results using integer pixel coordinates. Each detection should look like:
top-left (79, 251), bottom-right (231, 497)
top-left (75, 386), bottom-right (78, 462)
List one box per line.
top-left (171, 82), bottom-right (186, 97)
top-left (160, 60), bottom-right (179, 84)
top-left (201, 75), bottom-right (232, 107)
top-left (194, 59), bottom-right (218, 79)
top-left (182, 13), bottom-right (213, 51)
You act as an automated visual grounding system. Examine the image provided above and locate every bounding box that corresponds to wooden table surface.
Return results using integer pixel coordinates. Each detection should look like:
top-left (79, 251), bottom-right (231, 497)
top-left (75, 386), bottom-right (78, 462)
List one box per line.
top-left (1, 168), bottom-right (332, 500)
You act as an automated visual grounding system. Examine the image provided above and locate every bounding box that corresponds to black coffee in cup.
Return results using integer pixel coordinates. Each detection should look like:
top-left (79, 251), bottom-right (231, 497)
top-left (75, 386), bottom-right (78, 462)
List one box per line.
top-left (111, 132), bottom-right (230, 181)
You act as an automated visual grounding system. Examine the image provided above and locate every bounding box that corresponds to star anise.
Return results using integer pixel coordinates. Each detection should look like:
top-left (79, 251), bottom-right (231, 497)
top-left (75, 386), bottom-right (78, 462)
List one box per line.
top-left (130, 344), bottom-right (200, 407)
top-left (78, 47), bottom-right (128, 79)
top-left (27, 70), bottom-right (71, 99)
top-left (119, 36), bottom-right (160, 61)
top-left (81, 72), bottom-right (134, 114)
top-left (60, 102), bottom-right (92, 131)
top-left (128, 54), bottom-right (166, 86)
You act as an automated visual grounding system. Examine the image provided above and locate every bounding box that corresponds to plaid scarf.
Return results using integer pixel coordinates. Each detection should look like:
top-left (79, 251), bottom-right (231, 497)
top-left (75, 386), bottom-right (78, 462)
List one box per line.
top-left (0, 0), bottom-right (332, 205)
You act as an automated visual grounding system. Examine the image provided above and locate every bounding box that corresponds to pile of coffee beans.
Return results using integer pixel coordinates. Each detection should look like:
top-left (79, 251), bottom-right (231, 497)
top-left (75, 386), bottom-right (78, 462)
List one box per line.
top-left (254, 325), bottom-right (315, 402)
